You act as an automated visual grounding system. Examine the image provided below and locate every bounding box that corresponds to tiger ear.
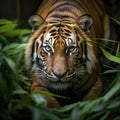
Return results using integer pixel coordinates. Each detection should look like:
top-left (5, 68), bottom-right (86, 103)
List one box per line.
top-left (28, 14), bottom-right (44, 32)
top-left (78, 14), bottom-right (93, 33)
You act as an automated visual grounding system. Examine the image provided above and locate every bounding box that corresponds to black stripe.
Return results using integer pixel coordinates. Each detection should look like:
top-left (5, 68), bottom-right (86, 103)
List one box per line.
top-left (50, 29), bottom-right (56, 33)
top-left (50, 14), bottom-right (76, 19)
top-left (80, 41), bottom-right (88, 64)
top-left (31, 39), bottom-right (36, 64)
top-left (64, 29), bottom-right (72, 33)
top-left (40, 35), bottom-right (44, 42)
top-left (65, 25), bottom-right (72, 30)
top-left (56, 7), bottom-right (78, 18)
top-left (62, 21), bottom-right (73, 24)
top-left (76, 35), bottom-right (80, 41)
top-left (65, 33), bottom-right (71, 36)
top-left (50, 14), bottom-right (62, 19)
top-left (51, 0), bottom-right (59, 6)
top-left (57, 7), bottom-right (72, 12)
top-left (84, 41), bottom-right (88, 60)
top-left (47, 1), bottom-right (80, 18)
top-left (56, 24), bottom-right (64, 27)
top-left (51, 33), bottom-right (57, 36)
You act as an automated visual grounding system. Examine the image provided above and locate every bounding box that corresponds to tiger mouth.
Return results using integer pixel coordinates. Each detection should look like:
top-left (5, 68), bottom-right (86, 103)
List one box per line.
top-left (40, 76), bottom-right (74, 92)
top-left (35, 69), bottom-right (76, 92)
top-left (46, 72), bottom-right (76, 82)
top-left (47, 76), bottom-right (74, 82)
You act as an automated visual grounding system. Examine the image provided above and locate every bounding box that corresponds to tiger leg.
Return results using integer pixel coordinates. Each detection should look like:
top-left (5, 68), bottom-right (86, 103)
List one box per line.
top-left (83, 76), bottom-right (103, 100)
top-left (31, 78), bottom-right (61, 108)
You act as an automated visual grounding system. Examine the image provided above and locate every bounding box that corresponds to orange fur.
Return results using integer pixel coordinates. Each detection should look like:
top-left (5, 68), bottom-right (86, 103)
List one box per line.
top-left (25, 0), bottom-right (111, 108)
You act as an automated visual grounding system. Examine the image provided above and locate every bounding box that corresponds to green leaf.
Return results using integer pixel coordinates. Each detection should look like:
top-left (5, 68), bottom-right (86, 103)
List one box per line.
top-left (111, 17), bottom-right (120, 25)
top-left (18, 75), bottom-right (31, 86)
top-left (58, 102), bottom-right (84, 113)
top-left (103, 72), bottom-right (120, 101)
top-left (37, 90), bottom-right (70, 99)
top-left (13, 89), bottom-right (28, 95)
top-left (0, 23), bottom-right (18, 33)
top-left (2, 54), bottom-right (18, 74)
top-left (116, 43), bottom-right (120, 57)
top-left (31, 93), bottom-right (47, 107)
top-left (2, 43), bottom-right (26, 55)
top-left (95, 38), bottom-right (119, 44)
top-left (101, 48), bottom-right (120, 64)
top-left (0, 44), bottom-right (2, 50)
top-left (0, 35), bottom-right (7, 42)
top-left (99, 112), bottom-right (110, 120)
top-left (71, 108), bottom-right (82, 120)
top-left (107, 98), bottom-right (120, 109)
top-left (78, 98), bottom-right (103, 119)
top-left (21, 35), bottom-right (31, 43)
top-left (2, 43), bottom-right (20, 52)
top-left (5, 29), bottom-right (31, 37)
top-left (0, 19), bottom-right (17, 25)
top-left (103, 69), bottom-right (120, 74)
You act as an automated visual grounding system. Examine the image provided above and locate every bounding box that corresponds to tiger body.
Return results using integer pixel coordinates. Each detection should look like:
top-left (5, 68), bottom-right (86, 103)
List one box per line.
top-left (25, 0), bottom-right (111, 108)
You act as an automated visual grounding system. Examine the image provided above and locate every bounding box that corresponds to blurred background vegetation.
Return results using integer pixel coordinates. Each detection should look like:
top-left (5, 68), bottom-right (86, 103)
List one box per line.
top-left (0, 0), bottom-right (120, 120)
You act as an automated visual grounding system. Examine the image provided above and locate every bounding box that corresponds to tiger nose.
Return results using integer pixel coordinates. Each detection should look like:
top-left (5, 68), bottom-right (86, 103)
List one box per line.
top-left (52, 68), bottom-right (68, 78)
top-left (52, 58), bottom-right (68, 78)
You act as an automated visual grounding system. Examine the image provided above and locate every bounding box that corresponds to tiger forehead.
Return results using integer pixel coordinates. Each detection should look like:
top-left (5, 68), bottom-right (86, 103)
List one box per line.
top-left (48, 24), bottom-right (75, 35)
top-left (42, 23), bottom-right (79, 46)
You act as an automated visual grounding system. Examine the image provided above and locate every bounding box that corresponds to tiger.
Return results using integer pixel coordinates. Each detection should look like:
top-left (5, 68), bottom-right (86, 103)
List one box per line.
top-left (25, 0), bottom-right (116, 108)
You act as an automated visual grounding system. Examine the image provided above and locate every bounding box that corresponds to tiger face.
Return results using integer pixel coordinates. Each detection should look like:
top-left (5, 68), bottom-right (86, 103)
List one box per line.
top-left (25, 14), bottom-right (97, 94)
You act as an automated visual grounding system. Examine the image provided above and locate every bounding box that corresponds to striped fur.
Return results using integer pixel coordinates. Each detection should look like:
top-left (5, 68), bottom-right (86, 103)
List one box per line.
top-left (25, 0), bottom-right (113, 107)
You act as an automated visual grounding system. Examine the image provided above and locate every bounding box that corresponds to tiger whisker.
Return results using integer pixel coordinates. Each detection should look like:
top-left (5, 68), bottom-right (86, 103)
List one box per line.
top-left (93, 38), bottom-right (120, 43)
top-left (86, 38), bottom-right (119, 52)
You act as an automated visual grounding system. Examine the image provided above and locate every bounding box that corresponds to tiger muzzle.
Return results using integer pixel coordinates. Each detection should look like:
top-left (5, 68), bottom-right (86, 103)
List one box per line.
top-left (52, 56), bottom-right (68, 79)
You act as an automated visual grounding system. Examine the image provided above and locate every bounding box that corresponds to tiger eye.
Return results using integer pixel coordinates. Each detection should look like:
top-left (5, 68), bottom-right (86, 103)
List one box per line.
top-left (69, 46), bottom-right (76, 53)
top-left (45, 46), bottom-right (51, 52)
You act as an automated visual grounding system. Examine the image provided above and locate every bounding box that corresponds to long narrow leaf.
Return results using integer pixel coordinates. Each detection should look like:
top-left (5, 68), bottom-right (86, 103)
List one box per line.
top-left (2, 43), bottom-right (20, 52)
top-left (5, 29), bottom-right (31, 37)
top-left (0, 23), bottom-right (18, 33)
top-left (2, 54), bottom-right (18, 74)
top-left (103, 72), bottom-right (120, 101)
top-left (111, 17), bottom-right (120, 25)
top-left (0, 19), bottom-right (17, 25)
top-left (103, 69), bottom-right (120, 74)
top-left (37, 90), bottom-right (70, 99)
top-left (101, 48), bottom-right (120, 64)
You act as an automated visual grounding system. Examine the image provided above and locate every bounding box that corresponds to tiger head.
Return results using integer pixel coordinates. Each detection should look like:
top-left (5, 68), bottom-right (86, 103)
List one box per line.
top-left (25, 14), bottom-right (97, 93)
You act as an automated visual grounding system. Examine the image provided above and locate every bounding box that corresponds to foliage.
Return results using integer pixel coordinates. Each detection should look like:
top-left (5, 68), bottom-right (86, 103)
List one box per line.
top-left (0, 19), bottom-right (120, 120)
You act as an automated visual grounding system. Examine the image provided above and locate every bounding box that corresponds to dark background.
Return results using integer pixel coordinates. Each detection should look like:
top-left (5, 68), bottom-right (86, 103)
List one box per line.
top-left (0, 0), bottom-right (120, 28)
top-left (0, 0), bottom-right (43, 27)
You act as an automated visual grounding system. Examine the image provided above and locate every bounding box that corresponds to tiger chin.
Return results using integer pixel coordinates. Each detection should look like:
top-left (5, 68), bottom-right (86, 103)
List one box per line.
top-left (24, 0), bottom-right (108, 108)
